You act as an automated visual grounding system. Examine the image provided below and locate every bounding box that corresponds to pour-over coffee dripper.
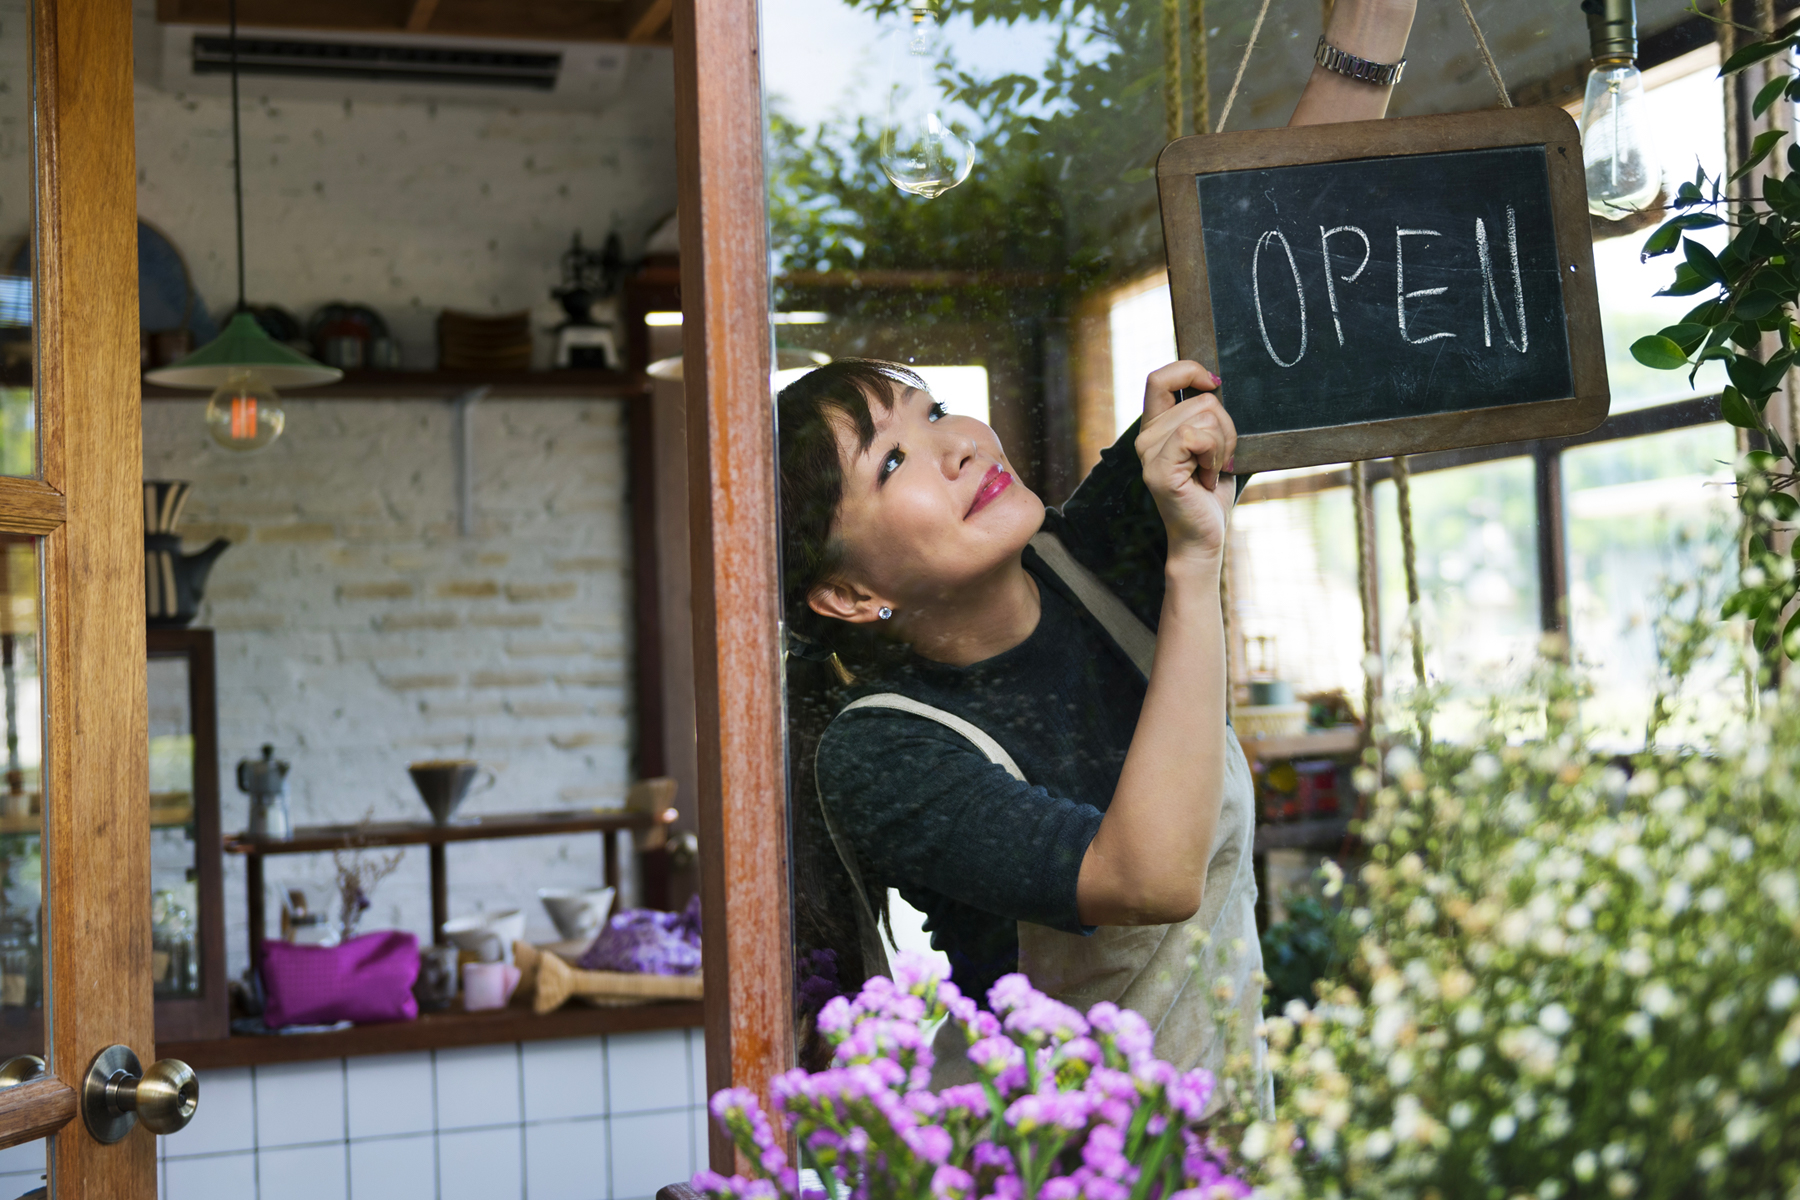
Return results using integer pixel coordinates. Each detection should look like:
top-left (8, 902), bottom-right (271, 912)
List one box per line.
top-left (408, 760), bottom-right (494, 825)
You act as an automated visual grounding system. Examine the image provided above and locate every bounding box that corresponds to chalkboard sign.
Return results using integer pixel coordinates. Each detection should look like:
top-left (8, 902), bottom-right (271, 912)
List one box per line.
top-left (1157, 107), bottom-right (1607, 472)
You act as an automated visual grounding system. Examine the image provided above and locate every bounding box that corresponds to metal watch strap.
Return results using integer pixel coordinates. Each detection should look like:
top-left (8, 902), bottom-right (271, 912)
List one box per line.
top-left (1313, 35), bottom-right (1406, 86)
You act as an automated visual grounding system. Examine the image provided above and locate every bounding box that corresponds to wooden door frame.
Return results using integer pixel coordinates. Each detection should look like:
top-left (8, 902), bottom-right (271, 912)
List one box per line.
top-left (0, 0), bottom-right (156, 1191)
top-left (670, 0), bottom-right (792, 1169)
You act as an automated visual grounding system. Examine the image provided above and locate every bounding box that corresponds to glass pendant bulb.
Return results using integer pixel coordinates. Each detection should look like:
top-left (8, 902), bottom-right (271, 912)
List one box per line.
top-left (878, 0), bottom-right (974, 200)
top-left (1579, 59), bottom-right (1659, 218)
top-left (203, 369), bottom-right (286, 453)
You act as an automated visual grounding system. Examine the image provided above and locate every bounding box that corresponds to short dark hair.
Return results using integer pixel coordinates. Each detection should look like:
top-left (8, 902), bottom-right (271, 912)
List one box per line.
top-left (776, 358), bottom-right (928, 619)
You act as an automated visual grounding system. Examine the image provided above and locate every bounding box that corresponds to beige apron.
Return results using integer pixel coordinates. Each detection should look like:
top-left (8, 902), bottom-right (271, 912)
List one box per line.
top-left (817, 533), bottom-right (1265, 1102)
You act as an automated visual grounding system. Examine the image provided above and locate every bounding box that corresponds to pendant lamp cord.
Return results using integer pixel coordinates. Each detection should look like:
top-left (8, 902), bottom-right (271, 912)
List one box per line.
top-left (1214, 0), bottom-right (1271, 133)
top-left (229, 0), bottom-right (247, 312)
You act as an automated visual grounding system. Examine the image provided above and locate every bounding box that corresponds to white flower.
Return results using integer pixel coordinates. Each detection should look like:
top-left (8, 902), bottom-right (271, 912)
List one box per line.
top-left (1489, 1113), bottom-right (1517, 1142)
top-left (1371, 1004), bottom-right (1408, 1051)
top-left (1539, 1003), bottom-right (1573, 1036)
top-left (1763, 871), bottom-right (1800, 916)
top-left (1725, 1110), bottom-right (1761, 1147)
top-left (1623, 1012), bottom-right (1652, 1040)
top-left (1320, 859), bottom-right (1344, 898)
top-left (1387, 1052), bottom-right (1415, 1086)
top-left (1742, 565), bottom-right (1767, 588)
top-left (1573, 1150), bottom-right (1598, 1181)
top-left (1498, 911), bottom-right (1532, 948)
top-left (1238, 1121), bottom-right (1271, 1161)
top-left (1455, 1044), bottom-right (1483, 1072)
top-left (1641, 982), bottom-right (1677, 1017)
top-left (1448, 1101), bottom-right (1474, 1128)
top-left (1652, 787), bottom-right (1688, 816)
top-left (1618, 947), bottom-right (1652, 977)
top-left (1455, 1005), bottom-right (1484, 1036)
top-left (1768, 976), bottom-right (1799, 1012)
top-left (1361, 1129), bottom-right (1393, 1160)
top-left (1385, 746), bottom-right (1417, 775)
top-left (1663, 881), bottom-right (1692, 916)
top-left (1615, 844), bottom-right (1647, 876)
top-left (1730, 835), bottom-right (1753, 862)
top-left (1565, 903), bottom-right (1592, 930)
top-left (1471, 753), bottom-right (1500, 781)
top-left (1608, 1171), bottom-right (1638, 1197)
top-left (1628, 1089), bottom-right (1654, 1116)
top-left (1697, 887), bottom-right (1727, 914)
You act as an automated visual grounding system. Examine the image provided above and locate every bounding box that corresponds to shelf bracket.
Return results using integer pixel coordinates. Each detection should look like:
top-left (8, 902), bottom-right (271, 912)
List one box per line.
top-left (453, 386), bottom-right (491, 537)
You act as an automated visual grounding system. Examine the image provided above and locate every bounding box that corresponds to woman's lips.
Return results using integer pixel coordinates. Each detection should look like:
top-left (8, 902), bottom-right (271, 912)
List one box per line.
top-left (966, 465), bottom-right (1012, 518)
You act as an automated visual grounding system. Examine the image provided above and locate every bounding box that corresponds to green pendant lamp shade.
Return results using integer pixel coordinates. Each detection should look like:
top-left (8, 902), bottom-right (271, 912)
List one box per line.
top-left (145, 312), bottom-right (342, 389)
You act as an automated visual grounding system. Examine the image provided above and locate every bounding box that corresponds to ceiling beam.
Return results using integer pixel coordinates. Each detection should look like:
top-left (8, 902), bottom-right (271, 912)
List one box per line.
top-left (404, 0), bottom-right (442, 32)
top-left (627, 0), bottom-right (672, 43)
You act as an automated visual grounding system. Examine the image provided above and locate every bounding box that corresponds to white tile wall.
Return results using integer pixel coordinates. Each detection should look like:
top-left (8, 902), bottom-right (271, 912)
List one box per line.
top-left (145, 1027), bottom-right (706, 1200)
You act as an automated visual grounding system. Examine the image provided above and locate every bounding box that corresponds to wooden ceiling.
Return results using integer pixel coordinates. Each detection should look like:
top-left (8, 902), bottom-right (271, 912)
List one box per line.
top-left (155, 0), bottom-right (673, 47)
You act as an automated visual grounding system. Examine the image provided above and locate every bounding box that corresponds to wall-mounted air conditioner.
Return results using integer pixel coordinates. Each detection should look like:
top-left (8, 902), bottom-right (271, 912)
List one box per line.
top-left (145, 23), bottom-right (638, 110)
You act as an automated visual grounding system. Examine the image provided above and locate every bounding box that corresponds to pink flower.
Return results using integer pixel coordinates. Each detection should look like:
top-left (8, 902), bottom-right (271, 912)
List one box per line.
top-left (931, 1166), bottom-right (975, 1200)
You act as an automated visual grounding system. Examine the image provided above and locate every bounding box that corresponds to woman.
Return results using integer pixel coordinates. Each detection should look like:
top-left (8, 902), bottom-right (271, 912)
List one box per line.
top-left (783, 0), bottom-right (1416, 1079)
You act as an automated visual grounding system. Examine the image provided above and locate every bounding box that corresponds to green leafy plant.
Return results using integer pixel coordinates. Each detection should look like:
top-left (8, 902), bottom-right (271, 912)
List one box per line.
top-left (1631, 15), bottom-right (1800, 665)
top-left (1258, 892), bottom-right (1348, 1016)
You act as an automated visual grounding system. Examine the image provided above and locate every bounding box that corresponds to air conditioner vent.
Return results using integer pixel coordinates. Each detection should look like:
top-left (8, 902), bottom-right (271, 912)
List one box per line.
top-left (191, 35), bottom-right (562, 91)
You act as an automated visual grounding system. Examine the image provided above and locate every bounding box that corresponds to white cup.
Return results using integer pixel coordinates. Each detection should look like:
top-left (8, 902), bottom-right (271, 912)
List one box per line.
top-left (442, 909), bottom-right (527, 965)
top-left (537, 887), bottom-right (616, 943)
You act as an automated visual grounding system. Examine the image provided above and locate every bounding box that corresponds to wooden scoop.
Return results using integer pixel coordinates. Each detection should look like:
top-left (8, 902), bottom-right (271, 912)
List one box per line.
top-left (511, 940), bottom-right (701, 1014)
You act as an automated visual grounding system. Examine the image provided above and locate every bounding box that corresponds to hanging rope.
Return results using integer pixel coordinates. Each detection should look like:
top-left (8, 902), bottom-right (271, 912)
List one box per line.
top-left (1162, 0), bottom-right (1185, 142)
top-left (1215, 0), bottom-right (1272, 133)
top-left (1351, 460), bottom-right (1380, 734)
top-left (1391, 455), bottom-right (1432, 746)
top-left (1456, 0), bottom-right (1512, 108)
top-left (1188, 0), bottom-right (1210, 137)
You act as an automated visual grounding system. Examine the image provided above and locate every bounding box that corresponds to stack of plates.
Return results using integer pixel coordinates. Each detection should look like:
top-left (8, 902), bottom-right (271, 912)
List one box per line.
top-left (438, 309), bottom-right (532, 371)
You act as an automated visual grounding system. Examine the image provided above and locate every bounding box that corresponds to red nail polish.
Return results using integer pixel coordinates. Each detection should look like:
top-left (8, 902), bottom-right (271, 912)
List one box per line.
top-left (1224, 457), bottom-right (1236, 473)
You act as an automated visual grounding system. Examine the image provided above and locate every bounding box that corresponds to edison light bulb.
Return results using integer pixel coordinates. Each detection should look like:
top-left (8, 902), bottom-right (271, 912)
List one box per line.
top-left (879, 0), bottom-right (974, 200)
top-left (1579, 60), bottom-right (1659, 218)
top-left (204, 369), bottom-right (286, 452)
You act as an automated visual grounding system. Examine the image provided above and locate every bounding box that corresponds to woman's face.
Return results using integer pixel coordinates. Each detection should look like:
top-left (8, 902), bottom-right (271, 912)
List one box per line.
top-left (814, 382), bottom-right (1045, 621)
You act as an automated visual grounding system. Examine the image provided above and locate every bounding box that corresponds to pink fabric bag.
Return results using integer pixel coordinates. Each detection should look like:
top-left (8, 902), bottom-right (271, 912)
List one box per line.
top-left (262, 931), bottom-right (421, 1028)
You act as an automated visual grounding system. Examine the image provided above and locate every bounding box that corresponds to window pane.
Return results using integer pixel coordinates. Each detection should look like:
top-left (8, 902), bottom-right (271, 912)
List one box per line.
top-left (0, 6), bottom-right (36, 476)
top-left (0, 536), bottom-right (44, 1056)
top-left (1591, 48), bottom-right (1729, 414)
top-left (1564, 423), bottom-right (1739, 746)
top-left (1374, 459), bottom-right (1541, 733)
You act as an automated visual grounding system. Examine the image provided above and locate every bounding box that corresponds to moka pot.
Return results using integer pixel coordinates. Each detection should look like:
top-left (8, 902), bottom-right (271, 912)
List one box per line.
top-left (236, 744), bottom-right (292, 840)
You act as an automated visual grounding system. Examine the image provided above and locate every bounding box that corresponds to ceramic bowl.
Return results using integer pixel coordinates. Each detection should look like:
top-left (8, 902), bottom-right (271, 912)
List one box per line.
top-left (441, 909), bottom-right (527, 964)
top-left (537, 887), bottom-right (616, 943)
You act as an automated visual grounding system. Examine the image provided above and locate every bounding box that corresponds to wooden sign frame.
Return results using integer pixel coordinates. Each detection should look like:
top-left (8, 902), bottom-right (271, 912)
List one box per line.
top-left (1157, 105), bottom-right (1608, 473)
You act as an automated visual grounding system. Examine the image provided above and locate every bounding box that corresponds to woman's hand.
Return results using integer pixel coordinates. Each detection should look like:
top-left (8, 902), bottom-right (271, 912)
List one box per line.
top-left (1136, 360), bottom-right (1237, 567)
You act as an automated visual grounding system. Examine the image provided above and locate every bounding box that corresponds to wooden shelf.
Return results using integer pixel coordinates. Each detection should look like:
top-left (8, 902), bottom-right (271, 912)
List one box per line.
top-left (141, 369), bottom-right (652, 402)
top-left (225, 809), bottom-right (658, 856)
top-left (160, 999), bottom-right (704, 1070)
top-left (1254, 817), bottom-right (1355, 855)
top-left (1236, 727), bottom-right (1362, 762)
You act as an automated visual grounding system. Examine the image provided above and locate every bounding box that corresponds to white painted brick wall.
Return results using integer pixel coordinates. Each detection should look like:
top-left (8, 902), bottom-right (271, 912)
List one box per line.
top-left (143, 397), bottom-right (638, 978)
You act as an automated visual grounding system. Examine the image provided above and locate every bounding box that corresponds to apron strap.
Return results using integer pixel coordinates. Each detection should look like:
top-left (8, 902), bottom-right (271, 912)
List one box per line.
top-left (1029, 532), bottom-right (1155, 677)
top-left (815, 532), bottom-right (1156, 980)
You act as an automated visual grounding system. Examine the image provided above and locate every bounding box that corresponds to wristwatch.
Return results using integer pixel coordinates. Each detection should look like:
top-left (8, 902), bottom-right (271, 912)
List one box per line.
top-left (1314, 35), bottom-right (1406, 86)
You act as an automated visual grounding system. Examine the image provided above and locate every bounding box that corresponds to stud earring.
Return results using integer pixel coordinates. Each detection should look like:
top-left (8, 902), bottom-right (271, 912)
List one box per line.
top-left (878, 607), bottom-right (893, 620)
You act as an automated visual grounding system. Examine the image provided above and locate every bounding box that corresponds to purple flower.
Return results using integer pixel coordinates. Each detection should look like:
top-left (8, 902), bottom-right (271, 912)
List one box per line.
top-left (1004, 1090), bottom-right (1091, 1133)
top-left (931, 1166), bottom-right (975, 1200)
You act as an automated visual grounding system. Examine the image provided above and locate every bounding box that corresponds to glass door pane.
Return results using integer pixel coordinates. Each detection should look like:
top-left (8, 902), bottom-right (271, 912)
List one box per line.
top-left (0, 5), bottom-right (34, 477)
top-left (0, 535), bottom-right (45, 1056)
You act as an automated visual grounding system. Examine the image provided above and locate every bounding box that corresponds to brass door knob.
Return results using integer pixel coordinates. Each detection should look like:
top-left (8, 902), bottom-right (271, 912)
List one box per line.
top-left (0, 1055), bottom-right (43, 1090)
top-left (81, 1045), bottom-right (199, 1143)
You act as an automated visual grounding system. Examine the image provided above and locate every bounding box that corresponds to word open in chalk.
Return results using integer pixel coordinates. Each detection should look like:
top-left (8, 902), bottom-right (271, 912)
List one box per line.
top-left (1194, 145), bottom-right (1575, 436)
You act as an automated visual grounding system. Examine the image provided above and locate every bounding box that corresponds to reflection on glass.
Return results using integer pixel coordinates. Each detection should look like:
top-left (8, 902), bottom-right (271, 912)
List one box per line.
top-left (879, 0), bottom-right (976, 199)
top-left (1564, 424), bottom-right (1739, 748)
top-left (0, 537), bottom-right (43, 1054)
top-left (0, 7), bottom-right (32, 477)
top-left (148, 655), bottom-right (202, 999)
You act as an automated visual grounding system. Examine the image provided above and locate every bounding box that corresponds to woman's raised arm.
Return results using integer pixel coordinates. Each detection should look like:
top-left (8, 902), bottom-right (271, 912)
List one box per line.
top-left (1289, 0), bottom-right (1418, 127)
